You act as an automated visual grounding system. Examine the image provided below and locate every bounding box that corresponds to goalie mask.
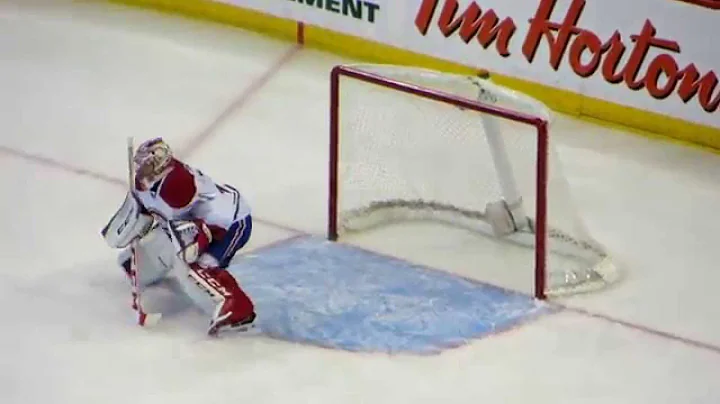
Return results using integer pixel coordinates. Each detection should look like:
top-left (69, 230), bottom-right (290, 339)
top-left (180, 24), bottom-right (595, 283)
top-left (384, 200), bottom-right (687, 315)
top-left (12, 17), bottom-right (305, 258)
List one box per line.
top-left (134, 137), bottom-right (173, 190)
top-left (101, 193), bottom-right (154, 249)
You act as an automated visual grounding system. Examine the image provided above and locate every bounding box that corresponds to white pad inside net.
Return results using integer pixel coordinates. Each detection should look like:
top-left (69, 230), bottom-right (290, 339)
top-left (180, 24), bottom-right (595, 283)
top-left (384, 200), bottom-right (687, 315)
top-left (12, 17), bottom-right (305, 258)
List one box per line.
top-left (333, 64), bottom-right (619, 297)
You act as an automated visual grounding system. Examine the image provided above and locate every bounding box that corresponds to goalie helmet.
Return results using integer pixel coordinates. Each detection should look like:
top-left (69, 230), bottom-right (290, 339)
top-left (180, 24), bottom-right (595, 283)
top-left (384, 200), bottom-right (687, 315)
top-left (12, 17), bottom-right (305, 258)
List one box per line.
top-left (134, 137), bottom-right (173, 189)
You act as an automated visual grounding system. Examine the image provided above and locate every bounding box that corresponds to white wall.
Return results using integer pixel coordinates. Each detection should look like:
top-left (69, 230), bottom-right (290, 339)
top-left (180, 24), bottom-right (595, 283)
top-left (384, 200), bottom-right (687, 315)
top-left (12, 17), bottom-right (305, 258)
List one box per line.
top-left (223, 0), bottom-right (718, 127)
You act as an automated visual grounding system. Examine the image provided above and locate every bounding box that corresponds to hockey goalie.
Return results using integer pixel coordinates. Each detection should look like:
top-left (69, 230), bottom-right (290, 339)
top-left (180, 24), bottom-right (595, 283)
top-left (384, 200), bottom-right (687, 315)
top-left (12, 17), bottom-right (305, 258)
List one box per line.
top-left (101, 138), bottom-right (256, 335)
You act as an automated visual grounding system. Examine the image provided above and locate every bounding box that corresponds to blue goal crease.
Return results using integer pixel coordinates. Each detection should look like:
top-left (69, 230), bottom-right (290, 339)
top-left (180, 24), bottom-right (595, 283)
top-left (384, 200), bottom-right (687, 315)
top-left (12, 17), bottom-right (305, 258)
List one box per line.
top-left (227, 236), bottom-right (555, 354)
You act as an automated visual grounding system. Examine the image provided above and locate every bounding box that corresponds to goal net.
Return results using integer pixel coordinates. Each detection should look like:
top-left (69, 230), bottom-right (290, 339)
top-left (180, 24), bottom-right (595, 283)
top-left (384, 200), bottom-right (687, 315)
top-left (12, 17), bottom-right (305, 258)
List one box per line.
top-left (327, 64), bottom-right (619, 299)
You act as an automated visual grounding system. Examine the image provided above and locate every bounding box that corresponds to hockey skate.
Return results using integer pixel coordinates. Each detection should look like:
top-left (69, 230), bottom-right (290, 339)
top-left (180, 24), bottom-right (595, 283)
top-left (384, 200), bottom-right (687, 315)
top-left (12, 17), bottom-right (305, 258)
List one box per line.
top-left (208, 308), bottom-right (257, 336)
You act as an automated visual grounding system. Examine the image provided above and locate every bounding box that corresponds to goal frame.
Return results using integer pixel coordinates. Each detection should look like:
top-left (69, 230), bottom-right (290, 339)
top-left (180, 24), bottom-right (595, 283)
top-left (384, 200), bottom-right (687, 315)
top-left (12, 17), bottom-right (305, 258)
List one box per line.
top-left (327, 65), bottom-right (551, 300)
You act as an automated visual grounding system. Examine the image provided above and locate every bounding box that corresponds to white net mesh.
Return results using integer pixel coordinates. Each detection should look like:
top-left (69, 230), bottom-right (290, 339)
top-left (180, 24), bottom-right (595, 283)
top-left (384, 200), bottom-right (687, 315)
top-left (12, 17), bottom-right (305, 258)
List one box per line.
top-left (332, 64), bottom-right (619, 297)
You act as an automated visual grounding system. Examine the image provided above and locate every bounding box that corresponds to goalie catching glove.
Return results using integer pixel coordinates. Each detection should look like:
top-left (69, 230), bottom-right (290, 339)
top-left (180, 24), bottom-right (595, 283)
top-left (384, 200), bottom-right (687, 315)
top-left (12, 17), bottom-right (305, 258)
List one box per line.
top-left (166, 220), bottom-right (214, 265)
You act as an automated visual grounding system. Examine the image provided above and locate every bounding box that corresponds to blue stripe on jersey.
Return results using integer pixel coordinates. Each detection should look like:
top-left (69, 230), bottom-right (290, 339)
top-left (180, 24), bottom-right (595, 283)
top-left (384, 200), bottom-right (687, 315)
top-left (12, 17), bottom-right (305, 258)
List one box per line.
top-left (206, 215), bottom-right (252, 268)
top-left (216, 183), bottom-right (241, 221)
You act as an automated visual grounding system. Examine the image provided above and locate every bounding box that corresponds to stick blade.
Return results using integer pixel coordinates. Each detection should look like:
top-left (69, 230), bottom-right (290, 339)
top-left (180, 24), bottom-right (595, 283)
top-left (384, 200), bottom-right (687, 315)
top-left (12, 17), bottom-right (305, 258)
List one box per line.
top-left (138, 311), bottom-right (162, 327)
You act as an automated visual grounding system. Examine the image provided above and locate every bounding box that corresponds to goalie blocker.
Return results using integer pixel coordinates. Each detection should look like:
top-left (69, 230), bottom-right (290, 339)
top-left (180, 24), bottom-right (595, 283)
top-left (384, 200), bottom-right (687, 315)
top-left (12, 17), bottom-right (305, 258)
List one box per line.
top-left (101, 138), bottom-right (257, 335)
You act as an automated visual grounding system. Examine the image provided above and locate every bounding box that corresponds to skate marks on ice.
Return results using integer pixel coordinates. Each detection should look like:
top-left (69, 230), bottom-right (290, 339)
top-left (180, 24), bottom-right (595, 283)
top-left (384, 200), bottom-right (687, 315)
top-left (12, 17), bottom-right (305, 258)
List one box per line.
top-left (227, 237), bottom-right (555, 354)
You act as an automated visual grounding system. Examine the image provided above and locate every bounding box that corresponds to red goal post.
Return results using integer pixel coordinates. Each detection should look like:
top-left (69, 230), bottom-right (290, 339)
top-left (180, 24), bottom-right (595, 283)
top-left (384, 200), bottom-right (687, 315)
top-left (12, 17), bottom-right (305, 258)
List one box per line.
top-left (327, 64), bottom-right (618, 300)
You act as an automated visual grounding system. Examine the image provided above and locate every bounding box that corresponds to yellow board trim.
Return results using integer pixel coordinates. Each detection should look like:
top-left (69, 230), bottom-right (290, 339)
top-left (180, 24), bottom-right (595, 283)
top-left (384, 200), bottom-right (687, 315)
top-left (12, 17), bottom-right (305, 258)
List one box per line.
top-left (107, 0), bottom-right (297, 42)
top-left (107, 0), bottom-right (720, 151)
top-left (305, 25), bottom-right (487, 77)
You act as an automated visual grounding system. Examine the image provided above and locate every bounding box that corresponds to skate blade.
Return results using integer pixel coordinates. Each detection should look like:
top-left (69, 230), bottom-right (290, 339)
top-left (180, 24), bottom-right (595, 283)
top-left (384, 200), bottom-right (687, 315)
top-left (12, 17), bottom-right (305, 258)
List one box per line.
top-left (208, 321), bottom-right (259, 337)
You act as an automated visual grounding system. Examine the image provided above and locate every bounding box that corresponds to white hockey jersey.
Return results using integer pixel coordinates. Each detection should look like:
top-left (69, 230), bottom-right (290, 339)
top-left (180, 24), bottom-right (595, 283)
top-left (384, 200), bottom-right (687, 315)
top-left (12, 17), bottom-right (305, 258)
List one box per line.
top-left (133, 159), bottom-right (251, 240)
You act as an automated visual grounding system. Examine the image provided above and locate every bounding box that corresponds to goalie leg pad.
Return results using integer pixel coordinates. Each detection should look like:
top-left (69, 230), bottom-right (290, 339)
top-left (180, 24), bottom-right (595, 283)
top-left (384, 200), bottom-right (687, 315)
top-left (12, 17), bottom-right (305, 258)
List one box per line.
top-left (184, 266), bottom-right (255, 334)
top-left (117, 225), bottom-right (175, 287)
top-left (203, 269), bottom-right (255, 335)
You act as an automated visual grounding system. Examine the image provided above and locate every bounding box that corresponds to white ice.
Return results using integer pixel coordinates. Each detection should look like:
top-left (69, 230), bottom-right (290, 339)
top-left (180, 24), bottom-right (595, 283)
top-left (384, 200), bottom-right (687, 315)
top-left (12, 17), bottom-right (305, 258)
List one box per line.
top-left (1, 1), bottom-right (719, 403)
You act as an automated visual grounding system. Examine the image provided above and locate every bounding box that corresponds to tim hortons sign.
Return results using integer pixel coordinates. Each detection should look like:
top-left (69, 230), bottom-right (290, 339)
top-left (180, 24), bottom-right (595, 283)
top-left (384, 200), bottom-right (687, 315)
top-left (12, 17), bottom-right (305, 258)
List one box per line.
top-left (414, 0), bottom-right (719, 116)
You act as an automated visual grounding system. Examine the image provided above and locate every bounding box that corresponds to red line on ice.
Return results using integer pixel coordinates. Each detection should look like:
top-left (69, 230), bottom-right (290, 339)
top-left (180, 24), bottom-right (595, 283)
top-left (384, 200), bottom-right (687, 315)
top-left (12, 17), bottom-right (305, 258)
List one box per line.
top-left (177, 45), bottom-right (302, 158)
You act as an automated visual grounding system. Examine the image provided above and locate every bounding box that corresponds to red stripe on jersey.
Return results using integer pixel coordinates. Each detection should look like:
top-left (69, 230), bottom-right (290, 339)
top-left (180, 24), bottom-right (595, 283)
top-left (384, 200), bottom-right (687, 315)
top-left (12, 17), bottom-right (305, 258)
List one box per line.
top-left (159, 159), bottom-right (197, 209)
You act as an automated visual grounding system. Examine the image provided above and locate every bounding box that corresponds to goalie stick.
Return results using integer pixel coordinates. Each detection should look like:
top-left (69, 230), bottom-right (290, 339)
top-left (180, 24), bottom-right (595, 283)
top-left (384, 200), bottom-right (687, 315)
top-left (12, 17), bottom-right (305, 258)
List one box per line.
top-left (127, 136), bottom-right (162, 326)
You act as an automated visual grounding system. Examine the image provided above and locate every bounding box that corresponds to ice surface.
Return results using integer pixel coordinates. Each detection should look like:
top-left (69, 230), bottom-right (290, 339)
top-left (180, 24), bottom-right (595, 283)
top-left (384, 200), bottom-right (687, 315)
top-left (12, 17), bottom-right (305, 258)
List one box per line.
top-left (1, 2), bottom-right (719, 403)
top-left (225, 236), bottom-right (553, 353)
